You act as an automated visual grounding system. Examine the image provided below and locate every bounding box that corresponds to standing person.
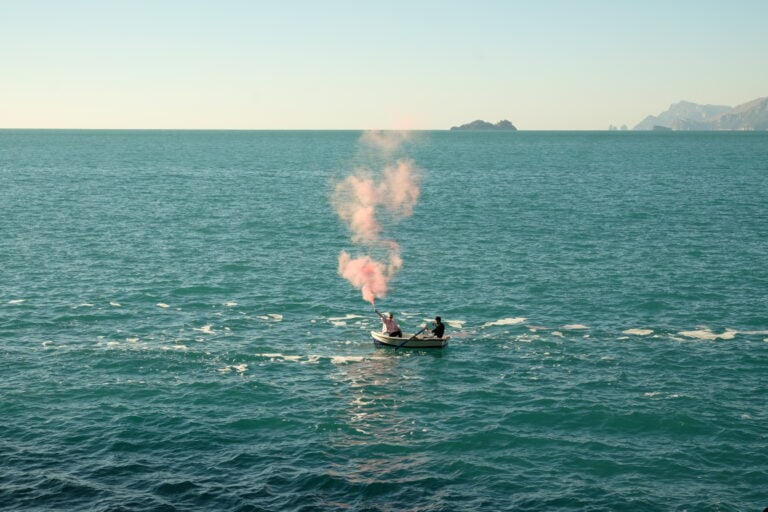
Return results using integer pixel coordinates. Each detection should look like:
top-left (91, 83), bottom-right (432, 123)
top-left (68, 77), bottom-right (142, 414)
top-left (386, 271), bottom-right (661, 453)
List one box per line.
top-left (375, 309), bottom-right (402, 337)
top-left (428, 316), bottom-right (445, 338)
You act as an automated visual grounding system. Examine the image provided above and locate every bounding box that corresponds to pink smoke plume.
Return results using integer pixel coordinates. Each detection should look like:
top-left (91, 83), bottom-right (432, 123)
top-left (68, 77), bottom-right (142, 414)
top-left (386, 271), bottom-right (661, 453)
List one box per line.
top-left (337, 250), bottom-right (395, 304)
top-left (333, 134), bottom-right (421, 304)
top-left (359, 130), bottom-right (412, 152)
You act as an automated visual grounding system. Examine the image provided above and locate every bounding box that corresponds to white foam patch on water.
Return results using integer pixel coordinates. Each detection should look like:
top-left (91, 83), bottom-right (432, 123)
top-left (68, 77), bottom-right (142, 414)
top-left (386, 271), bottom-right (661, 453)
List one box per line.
top-left (157, 303), bottom-right (170, 308)
top-left (623, 328), bottom-right (653, 336)
top-left (446, 319), bottom-right (465, 329)
top-left (193, 325), bottom-right (215, 334)
top-left (258, 314), bottom-right (283, 321)
top-left (77, 303), bottom-right (94, 308)
top-left (253, 353), bottom-right (377, 365)
top-left (126, 337), bottom-right (139, 343)
top-left (552, 331), bottom-right (564, 338)
top-left (563, 324), bottom-right (589, 330)
top-left (644, 391), bottom-right (682, 400)
top-left (679, 328), bottom-right (737, 340)
top-left (9, 299), bottom-right (26, 304)
top-left (218, 365), bottom-right (247, 373)
top-left (109, 301), bottom-right (121, 307)
top-left (258, 353), bottom-right (302, 362)
top-left (483, 317), bottom-right (527, 328)
top-left (677, 327), bottom-right (768, 340)
top-left (331, 356), bottom-right (365, 364)
top-left (329, 314), bottom-right (365, 322)
top-left (163, 344), bottom-right (187, 351)
top-left (331, 321), bottom-right (347, 327)
top-left (224, 301), bottom-right (238, 307)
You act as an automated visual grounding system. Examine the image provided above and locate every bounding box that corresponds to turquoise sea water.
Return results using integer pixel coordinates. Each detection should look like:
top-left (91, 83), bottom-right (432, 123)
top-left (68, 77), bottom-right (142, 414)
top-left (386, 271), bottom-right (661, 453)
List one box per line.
top-left (1, 130), bottom-right (767, 511)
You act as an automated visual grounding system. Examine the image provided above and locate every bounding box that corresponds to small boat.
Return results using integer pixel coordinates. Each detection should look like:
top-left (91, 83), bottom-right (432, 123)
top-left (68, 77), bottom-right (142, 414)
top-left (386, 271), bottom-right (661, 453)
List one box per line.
top-left (371, 330), bottom-right (449, 349)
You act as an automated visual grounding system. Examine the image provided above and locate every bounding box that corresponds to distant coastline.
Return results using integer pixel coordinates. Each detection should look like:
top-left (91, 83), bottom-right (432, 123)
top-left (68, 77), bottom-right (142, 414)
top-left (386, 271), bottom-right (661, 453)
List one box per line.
top-left (632, 96), bottom-right (768, 131)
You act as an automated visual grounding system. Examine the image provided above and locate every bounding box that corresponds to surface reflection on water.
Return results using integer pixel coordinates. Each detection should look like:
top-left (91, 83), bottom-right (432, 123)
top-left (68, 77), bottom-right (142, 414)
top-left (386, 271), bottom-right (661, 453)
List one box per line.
top-left (326, 350), bottom-right (438, 485)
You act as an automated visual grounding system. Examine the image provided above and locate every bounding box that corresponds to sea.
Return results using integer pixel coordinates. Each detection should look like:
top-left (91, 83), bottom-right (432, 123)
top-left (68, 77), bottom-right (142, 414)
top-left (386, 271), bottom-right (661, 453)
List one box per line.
top-left (1, 129), bottom-right (766, 511)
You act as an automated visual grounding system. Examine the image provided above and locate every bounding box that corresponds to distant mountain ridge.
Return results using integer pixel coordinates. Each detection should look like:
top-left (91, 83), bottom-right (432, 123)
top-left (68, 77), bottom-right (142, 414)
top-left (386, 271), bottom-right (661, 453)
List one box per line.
top-left (450, 119), bottom-right (517, 131)
top-left (634, 97), bottom-right (768, 130)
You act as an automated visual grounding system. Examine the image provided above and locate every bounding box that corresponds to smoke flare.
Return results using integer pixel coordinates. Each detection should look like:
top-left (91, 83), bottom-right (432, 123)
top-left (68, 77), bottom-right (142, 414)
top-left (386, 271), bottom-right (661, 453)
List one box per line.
top-left (333, 133), bottom-right (421, 304)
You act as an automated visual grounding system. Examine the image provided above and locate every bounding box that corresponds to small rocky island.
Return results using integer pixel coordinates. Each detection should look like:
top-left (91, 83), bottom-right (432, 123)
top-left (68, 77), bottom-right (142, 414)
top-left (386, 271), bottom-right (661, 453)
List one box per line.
top-left (450, 119), bottom-right (517, 131)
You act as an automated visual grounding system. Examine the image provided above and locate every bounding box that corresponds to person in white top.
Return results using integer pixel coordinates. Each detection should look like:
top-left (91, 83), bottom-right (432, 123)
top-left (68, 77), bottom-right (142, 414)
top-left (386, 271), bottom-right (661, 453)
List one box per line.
top-left (375, 309), bottom-right (402, 337)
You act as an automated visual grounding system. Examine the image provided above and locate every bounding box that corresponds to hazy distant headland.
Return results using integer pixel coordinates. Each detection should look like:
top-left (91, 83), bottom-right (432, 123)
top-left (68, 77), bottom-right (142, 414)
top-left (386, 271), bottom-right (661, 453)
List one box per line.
top-left (633, 96), bottom-right (768, 131)
top-left (450, 119), bottom-right (517, 131)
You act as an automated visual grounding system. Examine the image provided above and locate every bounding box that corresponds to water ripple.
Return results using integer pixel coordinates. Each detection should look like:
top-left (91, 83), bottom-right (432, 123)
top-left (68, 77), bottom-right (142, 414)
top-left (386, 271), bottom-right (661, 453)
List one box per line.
top-left (2, 131), bottom-right (767, 510)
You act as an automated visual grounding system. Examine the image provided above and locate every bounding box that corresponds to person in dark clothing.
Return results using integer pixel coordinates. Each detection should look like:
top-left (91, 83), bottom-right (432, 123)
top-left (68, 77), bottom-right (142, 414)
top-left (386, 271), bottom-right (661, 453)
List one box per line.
top-left (428, 316), bottom-right (445, 338)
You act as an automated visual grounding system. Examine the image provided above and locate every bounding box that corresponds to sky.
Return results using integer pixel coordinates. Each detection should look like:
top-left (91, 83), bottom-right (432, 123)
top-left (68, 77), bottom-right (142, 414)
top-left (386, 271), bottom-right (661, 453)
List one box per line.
top-left (1, 0), bottom-right (767, 130)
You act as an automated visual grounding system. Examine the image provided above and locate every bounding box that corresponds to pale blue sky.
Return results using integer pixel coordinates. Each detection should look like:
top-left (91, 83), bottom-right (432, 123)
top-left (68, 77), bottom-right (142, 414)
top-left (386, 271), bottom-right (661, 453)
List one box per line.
top-left (1, 0), bottom-right (766, 129)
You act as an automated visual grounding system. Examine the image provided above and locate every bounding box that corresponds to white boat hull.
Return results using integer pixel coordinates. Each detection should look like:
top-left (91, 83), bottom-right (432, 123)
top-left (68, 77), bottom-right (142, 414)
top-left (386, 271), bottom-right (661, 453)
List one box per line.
top-left (371, 330), bottom-right (449, 349)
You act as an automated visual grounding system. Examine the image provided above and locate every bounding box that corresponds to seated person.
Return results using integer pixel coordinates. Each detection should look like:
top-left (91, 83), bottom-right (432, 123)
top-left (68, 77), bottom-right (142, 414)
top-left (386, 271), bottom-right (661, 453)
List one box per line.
top-left (428, 316), bottom-right (445, 338)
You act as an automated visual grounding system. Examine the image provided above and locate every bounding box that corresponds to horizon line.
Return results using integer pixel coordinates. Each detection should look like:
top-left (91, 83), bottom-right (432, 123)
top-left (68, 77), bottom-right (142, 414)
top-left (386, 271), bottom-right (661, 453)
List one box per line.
top-left (0, 127), bottom-right (645, 132)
